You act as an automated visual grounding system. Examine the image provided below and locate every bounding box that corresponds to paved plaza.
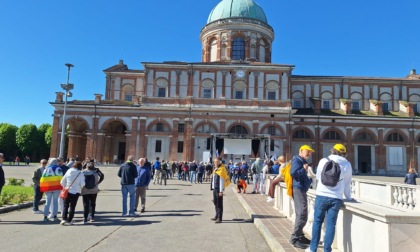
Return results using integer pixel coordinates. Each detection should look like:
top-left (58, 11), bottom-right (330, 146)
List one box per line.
top-left (0, 164), bottom-right (410, 252)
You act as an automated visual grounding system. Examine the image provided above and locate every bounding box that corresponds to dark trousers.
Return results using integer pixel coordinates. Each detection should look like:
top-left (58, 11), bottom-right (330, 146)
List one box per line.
top-left (212, 189), bottom-right (223, 221)
top-left (197, 173), bottom-right (203, 183)
top-left (33, 185), bottom-right (44, 211)
top-left (63, 192), bottom-right (80, 222)
top-left (291, 189), bottom-right (308, 242)
top-left (82, 193), bottom-right (97, 220)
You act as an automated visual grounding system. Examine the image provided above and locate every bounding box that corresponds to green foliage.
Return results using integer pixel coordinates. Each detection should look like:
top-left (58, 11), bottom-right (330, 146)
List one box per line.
top-left (16, 124), bottom-right (39, 158)
top-left (0, 123), bottom-right (18, 157)
top-left (0, 185), bottom-right (33, 206)
top-left (38, 123), bottom-right (52, 159)
top-left (8, 178), bottom-right (25, 186)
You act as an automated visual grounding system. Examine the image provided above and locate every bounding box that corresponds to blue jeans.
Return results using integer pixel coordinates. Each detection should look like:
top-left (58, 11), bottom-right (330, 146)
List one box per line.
top-left (121, 184), bottom-right (136, 215)
top-left (190, 171), bottom-right (197, 183)
top-left (309, 195), bottom-right (343, 252)
top-left (44, 190), bottom-right (60, 217)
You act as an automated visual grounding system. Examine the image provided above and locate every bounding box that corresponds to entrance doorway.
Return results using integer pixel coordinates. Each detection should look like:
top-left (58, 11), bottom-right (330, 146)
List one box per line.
top-left (358, 146), bottom-right (371, 173)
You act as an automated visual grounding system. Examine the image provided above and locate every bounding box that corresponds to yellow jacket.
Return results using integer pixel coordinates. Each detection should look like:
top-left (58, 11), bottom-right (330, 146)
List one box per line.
top-left (281, 162), bottom-right (293, 197)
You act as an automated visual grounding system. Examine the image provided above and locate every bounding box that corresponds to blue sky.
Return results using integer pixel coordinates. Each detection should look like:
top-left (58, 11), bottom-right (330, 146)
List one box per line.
top-left (1, 0), bottom-right (419, 127)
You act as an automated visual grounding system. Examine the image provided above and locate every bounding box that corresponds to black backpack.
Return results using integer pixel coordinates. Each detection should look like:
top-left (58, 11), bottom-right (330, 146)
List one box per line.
top-left (84, 173), bottom-right (96, 189)
top-left (321, 157), bottom-right (341, 187)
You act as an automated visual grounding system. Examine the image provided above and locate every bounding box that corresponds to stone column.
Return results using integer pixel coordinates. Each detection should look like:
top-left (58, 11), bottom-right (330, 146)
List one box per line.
top-left (125, 133), bottom-right (131, 160)
top-left (92, 115), bottom-right (100, 160)
top-left (408, 128), bottom-right (416, 170)
top-left (219, 119), bottom-right (226, 133)
top-left (103, 135), bottom-right (111, 164)
top-left (184, 118), bottom-right (194, 161)
top-left (139, 117), bottom-right (147, 158)
top-left (171, 118), bottom-right (180, 161)
top-left (377, 128), bottom-right (385, 172)
top-left (96, 133), bottom-right (105, 163)
top-left (346, 127), bottom-right (354, 165)
top-left (129, 117), bottom-right (139, 157)
top-left (50, 114), bottom-right (61, 157)
top-left (313, 125), bottom-right (321, 166)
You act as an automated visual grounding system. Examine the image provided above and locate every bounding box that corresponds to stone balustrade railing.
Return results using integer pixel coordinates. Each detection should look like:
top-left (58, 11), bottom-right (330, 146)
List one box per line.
top-left (264, 176), bottom-right (420, 252)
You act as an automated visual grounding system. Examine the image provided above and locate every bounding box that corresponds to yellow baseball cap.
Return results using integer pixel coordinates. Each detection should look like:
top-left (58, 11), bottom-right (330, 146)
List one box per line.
top-left (333, 143), bottom-right (346, 153)
top-left (300, 144), bottom-right (315, 152)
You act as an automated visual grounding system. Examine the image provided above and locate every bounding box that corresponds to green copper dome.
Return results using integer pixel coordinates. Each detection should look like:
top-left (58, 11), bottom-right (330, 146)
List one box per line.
top-left (207, 0), bottom-right (268, 24)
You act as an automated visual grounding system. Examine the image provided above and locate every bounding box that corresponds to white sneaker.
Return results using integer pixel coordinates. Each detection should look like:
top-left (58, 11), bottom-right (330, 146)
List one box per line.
top-left (305, 248), bottom-right (313, 252)
top-left (87, 214), bottom-right (92, 221)
top-left (60, 220), bottom-right (67, 226)
top-left (47, 214), bottom-right (54, 219)
top-left (267, 198), bottom-right (274, 203)
top-left (266, 196), bottom-right (271, 200)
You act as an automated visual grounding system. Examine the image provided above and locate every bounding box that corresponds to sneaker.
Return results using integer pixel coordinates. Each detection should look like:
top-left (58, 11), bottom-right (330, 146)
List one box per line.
top-left (140, 208), bottom-right (145, 213)
top-left (128, 213), bottom-right (139, 217)
top-left (134, 208), bottom-right (137, 212)
top-left (87, 214), bottom-right (92, 221)
top-left (251, 191), bottom-right (256, 194)
top-left (267, 197), bottom-right (274, 203)
top-left (293, 240), bottom-right (308, 249)
top-left (83, 220), bottom-right (88, 224)
top-left (266, 196), bottom-right (271, 200)
top-left (214, 219), bottom-right (222, 224)
top-left (210, 217), bottom-right (217, 221)
top-left (43, 217), bottom-right (49, 222)
top-left (122, 214), bottom-right (128, 217)
top-left (305, 248), bottom-right (314, 252)
top-left (47, 213), bottom-right (54, 219)
top-left (33, 210), bottom-right (43, 214)
top-left (64, 221), bottom-right (73, 226)
top-left (89, 218), bottom-right (95, 222)
top-left (60, 220), bottom-right (67, 225)
top-left (300, 236), bottom-right (311, 245)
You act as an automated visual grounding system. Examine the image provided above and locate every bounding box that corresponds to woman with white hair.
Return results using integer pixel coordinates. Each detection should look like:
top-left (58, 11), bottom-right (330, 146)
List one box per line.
top-left (40, 158), bottom-right (63, 222)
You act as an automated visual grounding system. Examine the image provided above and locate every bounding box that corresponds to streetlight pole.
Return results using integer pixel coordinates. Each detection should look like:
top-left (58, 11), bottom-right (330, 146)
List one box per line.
top-left (59, 63), bottom-right (74, 159)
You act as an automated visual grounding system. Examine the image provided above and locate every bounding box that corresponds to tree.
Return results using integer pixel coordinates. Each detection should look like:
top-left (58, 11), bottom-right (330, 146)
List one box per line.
top-left (38, 123), bottom-right (52, 160)
top-left (16, 124), bottom-right (39, 161)
top-left (0, 123), bottom-right (18, 158)
top-left (45, 126), bottom-right (52, 146)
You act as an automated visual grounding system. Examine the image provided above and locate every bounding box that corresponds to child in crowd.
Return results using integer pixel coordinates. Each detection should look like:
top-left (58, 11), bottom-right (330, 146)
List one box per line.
top-left (237, 178), bottom-right (247, 193)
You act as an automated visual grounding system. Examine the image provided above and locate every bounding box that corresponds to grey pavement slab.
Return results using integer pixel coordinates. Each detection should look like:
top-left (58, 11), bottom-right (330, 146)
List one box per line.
top-left (1, 165), bottom-right (271, 252)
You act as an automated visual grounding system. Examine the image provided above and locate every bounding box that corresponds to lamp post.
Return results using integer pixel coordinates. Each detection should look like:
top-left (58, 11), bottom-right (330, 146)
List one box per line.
top-left (59, 63), bottom-right (74, 159)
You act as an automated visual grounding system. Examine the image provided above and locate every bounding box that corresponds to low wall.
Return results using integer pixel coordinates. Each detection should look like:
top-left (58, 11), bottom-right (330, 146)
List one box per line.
top-left (265, 177), bottom-right (420, 252)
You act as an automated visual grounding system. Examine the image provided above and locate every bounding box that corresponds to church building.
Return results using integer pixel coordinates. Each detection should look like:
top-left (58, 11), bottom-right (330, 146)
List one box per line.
top-left (50, 0), bottom-right (420, 175)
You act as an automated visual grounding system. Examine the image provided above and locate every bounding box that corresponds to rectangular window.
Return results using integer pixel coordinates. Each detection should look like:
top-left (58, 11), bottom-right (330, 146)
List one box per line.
top-left (270, 139), bottom-right (275, 151)
top-left (414, 104), bottom-right (418, 113)
top-left (322, 100), bottom-right (330, 109)
top-left (293, 100), bottom-right (301, 109)
top-left (124, 94), bottom-right (133, 102)
top-left (206, 138), bottom-right (211, 150)
top-left (267, 91), bottom-right (276, 100)
top-left (268, 126), bottom-right (275, 135)
top-left (156, 123), bottom-right (163, 132)
top-left (388, 146), bottom-right (403, 166)
top-left (177, 141), bottom-right (184, 153)
top-left (158, 88), bottom-right (166, 97)
top-left (178, 123), bottom-right (184, 133)
top-left (352, 101), bottom-right (360, 111)
top-left (155, 140), bottom-right (162, 153)
top-left (235, 90), bottom-right (243, 99)
top-left (203, 89), bottom-right (212, 98)
top-left (382, 103), bottom-right (389, 112)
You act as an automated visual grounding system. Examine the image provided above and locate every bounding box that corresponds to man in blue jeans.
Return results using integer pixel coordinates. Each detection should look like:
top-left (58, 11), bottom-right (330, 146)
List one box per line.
top-left (306, 144), bottom-right (353, 252)
top-left (118, 155), bottom-right (138, 217)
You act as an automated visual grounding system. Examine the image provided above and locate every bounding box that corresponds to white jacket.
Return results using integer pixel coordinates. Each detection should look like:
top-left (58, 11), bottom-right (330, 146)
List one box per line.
top-left (60, 168), bottom-right (85, 194)
top-left (315, 154), bottom-right (352, 200)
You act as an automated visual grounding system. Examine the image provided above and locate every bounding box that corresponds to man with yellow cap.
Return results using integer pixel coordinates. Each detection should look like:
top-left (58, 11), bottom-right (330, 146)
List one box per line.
top-left (290, 144), bottom-right (315, 249)
top-left (306, 144), bottom-right (353, 252)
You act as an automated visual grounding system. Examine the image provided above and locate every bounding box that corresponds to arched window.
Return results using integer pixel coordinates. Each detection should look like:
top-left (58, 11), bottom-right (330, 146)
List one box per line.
top-left (380, 93), bottom-right (392, 112)
top-left (351, 92), bottom-right (362, 111)
top-left (232, 37), bottom-right (245, 60)
top-left (292, 91), bottom-right (304, 108)
top-left (155, 78), bottom-right (168, 97)
top-left (233, 81), bottom-right (246, 99)
top-left (201, 79), bottom-right (215, 98)
top-left (323, 130), bottom-right (341, 140)
top-left (259, 40), bottom-right (266, 62)
top-left (210, 39), bottom-right (218, 62)
top-left (266, 81), bottom-right (279, 100)
top-left (229, 125), bottom-right (248, 135)
top-left (354, 132), bottom-right (373, 141)
top-left (386, 132), bottom-right (403, 142)
top-left (409, 94), bottom-right (420, 113)
top-left (122, 84), bottom-right (134, 101)
top-left (293, 130), bottom-right (311, 139)
top-left (321, 91), bottom-right (333, 110)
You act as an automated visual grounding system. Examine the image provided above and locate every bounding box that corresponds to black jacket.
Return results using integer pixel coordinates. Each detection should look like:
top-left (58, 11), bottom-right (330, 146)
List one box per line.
top-left (118, 161), bottom-right (138, 185)
top-left (0, 165), bottom-right (5, 187)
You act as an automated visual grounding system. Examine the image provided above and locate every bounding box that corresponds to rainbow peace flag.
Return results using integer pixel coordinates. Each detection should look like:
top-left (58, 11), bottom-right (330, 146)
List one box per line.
top-left (40, 165), bottom-right (64, 192)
